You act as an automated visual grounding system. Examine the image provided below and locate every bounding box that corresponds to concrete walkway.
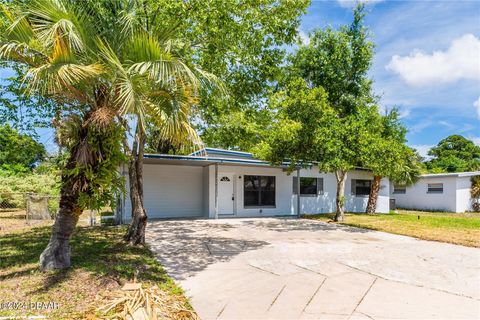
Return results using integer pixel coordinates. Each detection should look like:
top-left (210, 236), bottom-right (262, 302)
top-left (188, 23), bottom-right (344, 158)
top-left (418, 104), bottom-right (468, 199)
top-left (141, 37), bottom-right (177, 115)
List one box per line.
top-left (146, 218), bottom-right (480, 320)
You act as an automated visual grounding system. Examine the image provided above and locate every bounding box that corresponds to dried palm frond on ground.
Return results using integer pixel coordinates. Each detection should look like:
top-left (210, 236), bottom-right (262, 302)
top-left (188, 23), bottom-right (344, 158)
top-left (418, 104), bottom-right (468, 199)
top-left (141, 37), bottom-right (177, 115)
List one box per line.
top-left (97, 284), bottom-right (199, 320)
top-left (0, 226), bottom-right (195, 319)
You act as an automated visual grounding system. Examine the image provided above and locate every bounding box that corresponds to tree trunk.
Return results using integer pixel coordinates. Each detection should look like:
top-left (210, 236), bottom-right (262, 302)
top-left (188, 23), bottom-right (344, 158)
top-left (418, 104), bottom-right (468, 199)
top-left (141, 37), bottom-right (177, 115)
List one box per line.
top-left (124, 127), bottom-right (147, 245)
top-left (334, 170), bottom-right (346, 222)
top-left (366, 175), bottom-right (382, 214)
top-left (40, 146), bottom-right (83, 271)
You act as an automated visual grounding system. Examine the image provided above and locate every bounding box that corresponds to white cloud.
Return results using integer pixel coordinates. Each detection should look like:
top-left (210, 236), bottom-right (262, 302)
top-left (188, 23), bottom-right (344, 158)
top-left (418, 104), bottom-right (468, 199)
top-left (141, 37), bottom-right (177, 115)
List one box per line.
top-left (337, 0), bottom-right (384, 8)
top-left (410, 120), bottom-right (433, 134)
top-left (298, 30), bottom-right (310, 46)
top-left (469, 136), bottom-right (480, 146)
top-left (410, 145), bottom-right (433, 159)
top-left (474, 97), bottom-right (480, 120)
top-left (386, 34), bottom-right (480, 87)
top-left (398, 108), bottom-right (411, 119)
top-left (438, 120), bottom-right (455, 130)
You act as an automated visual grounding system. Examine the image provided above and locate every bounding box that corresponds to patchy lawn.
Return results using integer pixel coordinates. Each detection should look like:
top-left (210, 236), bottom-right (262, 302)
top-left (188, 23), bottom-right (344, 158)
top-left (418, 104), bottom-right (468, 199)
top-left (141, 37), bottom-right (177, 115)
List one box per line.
top-left (304, 210), bottom-right (480, 248)
top-left (0, 224), bottom-right (197, 319)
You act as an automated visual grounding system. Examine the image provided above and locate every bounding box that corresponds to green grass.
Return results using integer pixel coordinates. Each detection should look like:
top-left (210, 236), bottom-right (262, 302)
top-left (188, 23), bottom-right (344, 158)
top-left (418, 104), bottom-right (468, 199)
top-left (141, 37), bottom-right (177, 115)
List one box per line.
top-left (304, 210), bottom-right (480, 247)
top-left (0, 225), bottom-right (193, 319)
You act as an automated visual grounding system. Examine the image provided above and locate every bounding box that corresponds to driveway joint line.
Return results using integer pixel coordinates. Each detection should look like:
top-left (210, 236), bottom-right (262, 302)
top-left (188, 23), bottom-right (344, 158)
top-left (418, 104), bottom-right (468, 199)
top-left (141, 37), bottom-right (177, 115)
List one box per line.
top-left (267, 284), bottom-right (286, 311)
top-left (338, 262), bottom-right (479, 301)
top-left (302, 277), bottom-right (326, 313)
top-left (291, 263), bottom-right (328, 277)
top-left (216, 302), bottom-right (228, 319)
top-left (247, 263), bottom-right (281, 276)
top-left (350, 277), bottom-right (378, 318)
top-left (357, 311), bottom-right (376, 320)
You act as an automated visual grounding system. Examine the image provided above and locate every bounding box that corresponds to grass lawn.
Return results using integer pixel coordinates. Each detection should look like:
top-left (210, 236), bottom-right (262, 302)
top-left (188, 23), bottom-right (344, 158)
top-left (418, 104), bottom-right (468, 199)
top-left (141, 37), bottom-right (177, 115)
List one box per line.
top-left (304, 210), bottom-right (480, 248)
top-left (0, 223), bottom-right (197, 319)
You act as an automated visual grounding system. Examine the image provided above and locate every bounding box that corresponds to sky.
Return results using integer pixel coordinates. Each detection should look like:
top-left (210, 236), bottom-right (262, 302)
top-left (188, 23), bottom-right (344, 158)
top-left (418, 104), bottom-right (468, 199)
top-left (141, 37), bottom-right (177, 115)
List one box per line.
top-left (299, 0), bottom-right (480, 157)
top-left (1, 0), bottom-right (479, 156)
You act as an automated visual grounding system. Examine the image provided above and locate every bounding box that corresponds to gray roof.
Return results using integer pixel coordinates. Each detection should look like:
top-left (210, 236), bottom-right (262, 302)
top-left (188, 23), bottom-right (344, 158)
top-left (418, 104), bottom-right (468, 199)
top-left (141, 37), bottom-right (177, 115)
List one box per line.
top-left (419, 171), bottom-right (480, 178)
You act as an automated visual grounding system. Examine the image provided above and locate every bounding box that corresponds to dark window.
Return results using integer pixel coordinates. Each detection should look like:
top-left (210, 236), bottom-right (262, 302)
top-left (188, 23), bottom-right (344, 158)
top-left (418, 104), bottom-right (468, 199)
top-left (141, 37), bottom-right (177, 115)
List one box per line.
top-left (393, 185), bottom-right (406, 194)
top-left (293, 177), bottom-right (324, 196)
top-left (352, 179), bottom-right (372, 196)
top-left (244, 175), bottom-right (275, 207)
top-left (427, 183), bottom-right (443, 193)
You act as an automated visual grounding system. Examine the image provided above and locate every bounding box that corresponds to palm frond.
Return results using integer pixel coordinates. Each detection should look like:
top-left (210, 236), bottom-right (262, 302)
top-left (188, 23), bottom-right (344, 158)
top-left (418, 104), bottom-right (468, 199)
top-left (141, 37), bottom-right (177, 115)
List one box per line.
top-left (28, 0), bottom-right (91, 53)
top-left (1, 7), bottom-right (34, 43)
top-left (26, 60), bottom-right (103, 100)
top-left (0, 41), bottom-right (47, 65)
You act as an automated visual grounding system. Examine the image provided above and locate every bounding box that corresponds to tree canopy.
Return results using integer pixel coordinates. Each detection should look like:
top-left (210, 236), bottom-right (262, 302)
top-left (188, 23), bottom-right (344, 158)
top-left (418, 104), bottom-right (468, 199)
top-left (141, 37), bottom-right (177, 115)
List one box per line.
top-left (426, 135), bottom-right (480, 173)
top-left (135, 0), bottom-right (310, 150)
top-left (0, 124), bottom-right (46, 173)
top-left (256, 5), bottom-right (379, 221)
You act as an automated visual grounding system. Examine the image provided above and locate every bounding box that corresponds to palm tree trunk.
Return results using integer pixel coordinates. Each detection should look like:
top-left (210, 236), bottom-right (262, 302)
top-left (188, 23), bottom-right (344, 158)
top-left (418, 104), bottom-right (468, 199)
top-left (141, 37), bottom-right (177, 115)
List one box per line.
top-left (334, 170), bottom-right (346, 222)
top-left (39, 147), bottom-right (83, 271)
top-left (366, 175), bottom-right (382, 214)
top-left (124, 128), bottom-right (147, 245)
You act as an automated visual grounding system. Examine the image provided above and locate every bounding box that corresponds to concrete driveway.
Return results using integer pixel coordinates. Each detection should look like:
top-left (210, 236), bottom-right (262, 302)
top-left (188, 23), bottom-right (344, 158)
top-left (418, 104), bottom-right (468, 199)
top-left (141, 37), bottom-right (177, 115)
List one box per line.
top-left (146, 218), bottom-right (480, 320)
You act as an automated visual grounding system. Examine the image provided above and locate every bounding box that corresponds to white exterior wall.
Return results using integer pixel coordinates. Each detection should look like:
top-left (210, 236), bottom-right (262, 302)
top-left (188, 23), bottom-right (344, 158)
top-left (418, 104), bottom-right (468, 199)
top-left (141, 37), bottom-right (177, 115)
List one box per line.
top-left (293, 169), bottom-right (337, 214)
top-left (206, 165), bottom-right (295, 218)
top-left (391, 176), bottom-right (458, 212)
top-left (456, 177), bottom-right (473, 212)
top-left (345, 171), bottom-right (390, 214)
top-left (206, 166), bottom-right (390, 217)
top-left (121, 163), bottom-right (391, 221)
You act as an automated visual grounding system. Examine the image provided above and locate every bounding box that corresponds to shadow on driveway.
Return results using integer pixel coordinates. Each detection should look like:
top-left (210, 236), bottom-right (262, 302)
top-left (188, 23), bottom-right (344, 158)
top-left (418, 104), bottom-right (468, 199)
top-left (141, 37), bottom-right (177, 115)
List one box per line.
top-left (146, 218), bottom-right (372, 280)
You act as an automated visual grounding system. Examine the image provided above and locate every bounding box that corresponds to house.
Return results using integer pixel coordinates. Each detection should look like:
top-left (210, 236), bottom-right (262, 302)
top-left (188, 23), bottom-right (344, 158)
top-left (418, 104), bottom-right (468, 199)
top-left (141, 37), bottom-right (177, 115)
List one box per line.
top-left (390, 171), bottom-right (480, 213)
top-left (116, 148), bottom-right (390, 222)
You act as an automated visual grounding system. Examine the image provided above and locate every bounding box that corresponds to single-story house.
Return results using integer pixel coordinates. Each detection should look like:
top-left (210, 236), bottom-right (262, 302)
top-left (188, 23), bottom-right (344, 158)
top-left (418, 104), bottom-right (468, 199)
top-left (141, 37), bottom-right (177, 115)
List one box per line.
top-left (116, 148), bottom-right (390, 222)
top-left (390, 171), bottom-right (480, 213)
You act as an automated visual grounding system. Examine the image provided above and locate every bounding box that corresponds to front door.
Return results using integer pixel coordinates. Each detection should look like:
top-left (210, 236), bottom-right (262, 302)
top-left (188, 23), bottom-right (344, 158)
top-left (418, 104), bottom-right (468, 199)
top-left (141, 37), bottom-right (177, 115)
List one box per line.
top-left (218, 173), bottom-right (235, 215)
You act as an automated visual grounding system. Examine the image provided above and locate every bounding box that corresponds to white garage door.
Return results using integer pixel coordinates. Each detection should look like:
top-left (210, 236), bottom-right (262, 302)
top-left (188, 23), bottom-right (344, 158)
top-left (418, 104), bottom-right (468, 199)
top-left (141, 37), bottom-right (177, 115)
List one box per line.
top-left (142, 164), bottom-right (204, 218)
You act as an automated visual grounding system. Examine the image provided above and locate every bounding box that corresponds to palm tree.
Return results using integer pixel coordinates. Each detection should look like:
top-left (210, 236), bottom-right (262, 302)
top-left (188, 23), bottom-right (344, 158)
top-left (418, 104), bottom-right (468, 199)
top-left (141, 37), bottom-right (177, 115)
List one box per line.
top-left (0, 0), bottom-right (215, 269)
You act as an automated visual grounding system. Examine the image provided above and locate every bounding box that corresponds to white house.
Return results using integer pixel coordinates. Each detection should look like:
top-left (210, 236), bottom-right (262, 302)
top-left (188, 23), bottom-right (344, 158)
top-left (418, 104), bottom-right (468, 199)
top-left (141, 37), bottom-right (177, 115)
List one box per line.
top-left (116, 148), bottom-right (390, 222)
top-left (390, 171), bottom-right (480, 213)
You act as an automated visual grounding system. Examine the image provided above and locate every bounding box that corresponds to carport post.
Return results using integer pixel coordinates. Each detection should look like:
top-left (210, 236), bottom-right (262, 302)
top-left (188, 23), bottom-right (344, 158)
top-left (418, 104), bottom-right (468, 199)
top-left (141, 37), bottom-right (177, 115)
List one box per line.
top-left (214, 163), bottom-right (219, 219)
top-left (297, 167), bottom-right (301, 218)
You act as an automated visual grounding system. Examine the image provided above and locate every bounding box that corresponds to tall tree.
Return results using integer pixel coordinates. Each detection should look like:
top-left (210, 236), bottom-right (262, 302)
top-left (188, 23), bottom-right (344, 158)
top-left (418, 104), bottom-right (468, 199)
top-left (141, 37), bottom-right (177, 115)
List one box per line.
top-left (0, 124), bottom-right (46, 172)
top-left (426, 135), bottom-right (480, 173)
top-left (134, 0), bottom-right (310, 150)
top-left (360, 109), bottom-right (421, 213)
top-left (0, 0), bottom-right (210, 268)
top-left (285, 4), bottom-right (376, 221)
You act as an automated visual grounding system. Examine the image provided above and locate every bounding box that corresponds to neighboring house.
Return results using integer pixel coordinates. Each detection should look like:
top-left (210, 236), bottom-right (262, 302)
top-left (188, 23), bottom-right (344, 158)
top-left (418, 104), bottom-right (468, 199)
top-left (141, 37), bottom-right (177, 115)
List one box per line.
top-left (116, 148), bottom-right (390, 222)
top-left (390, 171), bottom-right (480, 213)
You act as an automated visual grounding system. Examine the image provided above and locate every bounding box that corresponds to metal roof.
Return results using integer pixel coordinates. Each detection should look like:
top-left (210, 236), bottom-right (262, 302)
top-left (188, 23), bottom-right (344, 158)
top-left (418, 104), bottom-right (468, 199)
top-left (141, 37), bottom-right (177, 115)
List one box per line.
top-left (143, 153), bottom-right (285, 167)
top-left (189, 147), bottom-right (254, 158)
top-left (419, 171), bottom-right (480, 178)
top-left (143, 152), bottom-right (371, 172)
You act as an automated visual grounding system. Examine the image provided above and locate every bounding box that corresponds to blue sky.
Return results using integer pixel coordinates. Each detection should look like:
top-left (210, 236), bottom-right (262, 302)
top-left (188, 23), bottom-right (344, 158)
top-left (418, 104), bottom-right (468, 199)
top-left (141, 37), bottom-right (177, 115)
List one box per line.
top-left (1, 0), bottom-right (479, 156)
top-left (299, 0), bottom-right (480, 156)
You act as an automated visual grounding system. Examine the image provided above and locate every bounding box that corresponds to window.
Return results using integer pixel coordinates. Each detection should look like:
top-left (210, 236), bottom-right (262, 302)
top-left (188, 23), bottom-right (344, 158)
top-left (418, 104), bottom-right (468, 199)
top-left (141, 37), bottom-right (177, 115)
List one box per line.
top-left (244, 175), bottom-right (275, 207)
top-left (427, 183), bottom-right (443, 193)
top-left (393, 184), bottom-right (406, 194)
top-left (220, 176), bottom-right (230, 182)
top-left (293, 177), bottom-right (324, 196)
top-left (351, 179), bottom-right (372, 196)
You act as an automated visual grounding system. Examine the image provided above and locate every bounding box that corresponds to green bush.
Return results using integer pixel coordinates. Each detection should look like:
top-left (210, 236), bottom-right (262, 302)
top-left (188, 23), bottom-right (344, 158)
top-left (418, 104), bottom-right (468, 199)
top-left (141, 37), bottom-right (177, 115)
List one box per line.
top-left (0, 170), bottom-right (60, 208)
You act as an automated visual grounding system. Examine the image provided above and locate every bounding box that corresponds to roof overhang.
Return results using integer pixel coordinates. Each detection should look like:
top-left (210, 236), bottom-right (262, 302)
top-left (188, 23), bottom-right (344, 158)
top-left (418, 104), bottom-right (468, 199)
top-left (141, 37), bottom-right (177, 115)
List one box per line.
top-left (143, 154), bottom-right (287, 168)
top-left (419, 171), bottom-right (480, 179)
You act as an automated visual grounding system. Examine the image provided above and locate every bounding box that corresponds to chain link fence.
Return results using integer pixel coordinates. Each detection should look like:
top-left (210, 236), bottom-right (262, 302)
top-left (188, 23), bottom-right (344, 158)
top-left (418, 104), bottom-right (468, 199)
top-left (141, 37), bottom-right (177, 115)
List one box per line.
top-left (0, 192), bottom-right (59, 220)
top-left (1, 192), bottom-right (115, 232)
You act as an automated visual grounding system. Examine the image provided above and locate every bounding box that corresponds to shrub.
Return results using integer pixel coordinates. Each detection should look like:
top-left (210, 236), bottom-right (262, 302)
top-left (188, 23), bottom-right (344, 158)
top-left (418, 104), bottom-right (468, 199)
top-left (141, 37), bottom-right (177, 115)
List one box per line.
top-left (0, 170), bottom-right (59, 208)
